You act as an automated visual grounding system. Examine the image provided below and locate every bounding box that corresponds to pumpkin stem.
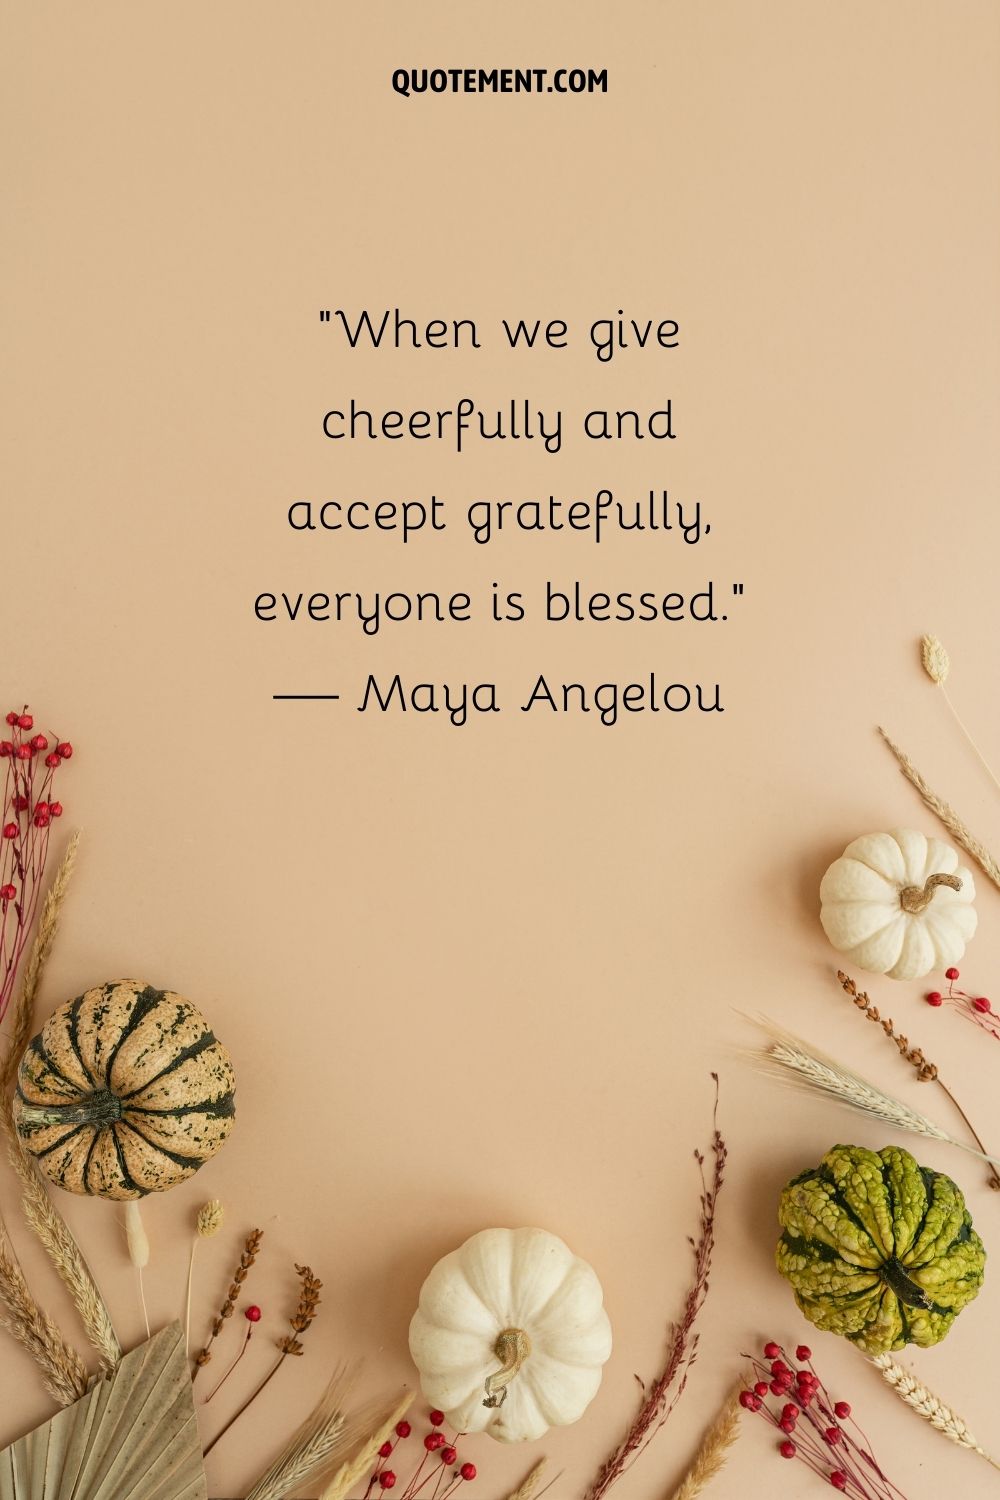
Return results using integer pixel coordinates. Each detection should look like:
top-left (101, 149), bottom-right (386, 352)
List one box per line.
top-left (879, 1257), bottom-right (931, 1311)
top-left (483, 1327), bottom-right (532, 1409)
top-left (898, 871), bottom-right (962, 915)
top-left (17, 1088), bottom-right (123, 1130)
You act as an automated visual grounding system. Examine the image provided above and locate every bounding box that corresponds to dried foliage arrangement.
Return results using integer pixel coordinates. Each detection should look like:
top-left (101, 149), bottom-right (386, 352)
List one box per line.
top-left (583, 1078), bottom-right (726, 1500)
top-left (243, 1363), bottom-right (357, 1500)
top-left (920, 635), bottom-right (1000, 793)
top-left (192, 1228), bottom-right (264, 1378)
top-left (665, 1387), bottom-right (741, 1500)
top-left (750, 1018), bottom-right (1000, 1168)
top-left (741, 1341), bottom-right (906, 1497)
top-left (317, 1393), bottom-right (414, 1500)
top-left (879, 727), bottom-right (1000, 892)
top-left (836, 971), bottom-right (1000, 1190)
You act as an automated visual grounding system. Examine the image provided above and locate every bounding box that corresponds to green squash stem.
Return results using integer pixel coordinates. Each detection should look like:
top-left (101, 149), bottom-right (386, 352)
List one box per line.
top-left (878, 1258), bottom-right (931, 1311)
top-left (18, 1088), bottom-right (123, 1129)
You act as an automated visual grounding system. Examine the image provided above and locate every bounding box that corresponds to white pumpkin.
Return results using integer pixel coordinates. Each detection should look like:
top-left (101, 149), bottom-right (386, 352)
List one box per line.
top-left (820, 829), bottom-right (976, 980)
top-left (408, 1226), bottom-right (612, 1443)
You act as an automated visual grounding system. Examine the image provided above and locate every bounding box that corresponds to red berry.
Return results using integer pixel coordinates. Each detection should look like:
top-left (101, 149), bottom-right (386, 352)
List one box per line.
top-left (379, 1441), bottom-right (393, 1458)
top-left (49, 801), bottom-right (62, 818)
top-left (779, 1418), bottom-right (796, 1434)
top-left (429, 1410), bottom-right (445, 1427)
top-left (754, 1381), bottom-right (769, 1397)
top-left (33, 810), bottom-right (49, 828)
top-left (379, 1473), bottom-right (396, 1490)
top-left (0, 742), bottom-right (10, 758)
top-left (395, 1421), bottom-right (411, 1438)
top-left (830, 1474), bottom-right (848, 1491)
top-left (739, 1390), bottom-right (760, 1410)
top-left (5, 712), bottom-right (18, 726)
top-left (2, 823), bottom-right (17, 839)
top-left (424, 1434), bottom-right (446, 1452)
top-left (834, 1401), bottom-right (851, 1419)
top-left (779, 1440), bottom-right (797, 1459)
top-left (15, 744), bottom-right (31, 760)
top-left (946, 967), bottom-right (960, 981)
top-left (30, 734), bottom-right (47, 751)
top-left (17, 714), bottom-right (33, 730)
top-left (56, 742), bottom-right (73, 759)
top-left (441, 1447), bottom-right (458, 1465)
top-left (245, 1305), bottom-right (262, 1322)
top-left (44, 752), bottom-right (60, 768)
top-left (782, 1403), bottom-right (799, 1421)
top-left (0, 884), bottom-right (15, 901)
top-left (770, 1360), bottom-right (790, 1376)
top-left (13, 795), bottom-right (28, 811)
top-left (763, 1341), bottom-right (781, 1359)
top-left (973, 997), bottom-right (992, 1013)
top-left (460, 1464), bottom-right (477, 1482)
top-left (824, 1427), bottom-right (842, 1445)
top-left (795, 1345), bottom-right (812, 1361)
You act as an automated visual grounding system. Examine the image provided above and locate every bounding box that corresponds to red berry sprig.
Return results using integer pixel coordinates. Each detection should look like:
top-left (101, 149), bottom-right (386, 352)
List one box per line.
top-left (362, 1410), bottom-right (480, 1500)
top-left (925, 968), bottom-right (1000, 1044)
top-left (741, 1341), bottom-right (907, 1498)
top-left (0, 706), bottom-right (73, 1024)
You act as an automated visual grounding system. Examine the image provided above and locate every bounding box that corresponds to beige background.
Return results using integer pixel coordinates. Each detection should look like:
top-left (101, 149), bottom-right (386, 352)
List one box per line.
top-left (3, 2), bottom-right (1000, 1496)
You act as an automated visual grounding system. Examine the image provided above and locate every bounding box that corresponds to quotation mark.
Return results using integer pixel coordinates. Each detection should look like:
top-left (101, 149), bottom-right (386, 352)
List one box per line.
top-left (733, 583), bottom-right (744, 596)
top-left (319, 310), bottom-right (331, 322)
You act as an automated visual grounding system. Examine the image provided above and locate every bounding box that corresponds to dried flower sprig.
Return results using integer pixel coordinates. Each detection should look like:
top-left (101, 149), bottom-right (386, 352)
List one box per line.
top-left (185, 1199), bottom-right (224, 1355)
top-left (666, 1387), bottom-right (742, 1500)
top-left (749, 1019), bottom-right (1000, 1169)
top-left (203, 1302), bottom-right (261, 1403)
top-left (925, 967), bottom-right (1000, 1043)
top-left (870, 1352), bottom-right (999, 1470)
top-left (584, 1076), bottom-right (727, 1500)
top-left (878, 727), bottom-right (1000, 892)
top-left (124, 1199), bottom-right (150, 1340)
top-left (203, 1261), bottom-right (323, 1458)
top-left (836, 972), bottom-right (1000, 1191)
top-left (742, 1341), bottom-right (907, 1497)
top-left (192, 1226), bottom-right (264, 1378)
top-left (920, 636), bottom-right (1000, 794)
top-left (0, 708), bottom-right (73, 1026)
top-left (352, 1405), bottom-right (483, 1500)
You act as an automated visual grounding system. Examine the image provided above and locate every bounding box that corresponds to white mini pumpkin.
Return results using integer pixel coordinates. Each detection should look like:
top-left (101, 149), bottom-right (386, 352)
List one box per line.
top-left (408, 1226), bottom-right (612, 1443)
top-left (820, 829), bottom-right (976, 980)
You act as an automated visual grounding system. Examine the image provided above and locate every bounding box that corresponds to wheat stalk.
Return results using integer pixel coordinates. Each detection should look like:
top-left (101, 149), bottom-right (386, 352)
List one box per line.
top-left (0, 1218), bottom-right (89, 1406)
top-left (0, 831), bottom-right (122, 1374)
top-left (749, 1018), bottom-right (1000, 1166)
top-left (665, 1387), bottom-right (742, 1500)
top-left (244, 1364), bottom-right (358, 1500)
top-left (871, 1353), bottom-right (1000, 1470)
top-left (504, 1460), bottom-right (550, 1500)
top-left (879, 727), bottom-right (1000, 891)
top-left (318, 1392), bottom-right (415, 1500)
top-left (920, 635), bottom-right (1000, 794)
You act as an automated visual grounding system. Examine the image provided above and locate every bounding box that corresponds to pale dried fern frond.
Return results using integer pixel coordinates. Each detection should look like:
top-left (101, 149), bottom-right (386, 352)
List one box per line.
top-left (872, 1353), bottom-right (1000, 1470)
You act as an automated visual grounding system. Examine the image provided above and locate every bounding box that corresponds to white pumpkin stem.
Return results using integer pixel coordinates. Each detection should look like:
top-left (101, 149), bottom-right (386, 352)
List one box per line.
top-left (483, 1327), bottom-right (532, 1409)
top-left (898, 872), bottom-right (962, 915)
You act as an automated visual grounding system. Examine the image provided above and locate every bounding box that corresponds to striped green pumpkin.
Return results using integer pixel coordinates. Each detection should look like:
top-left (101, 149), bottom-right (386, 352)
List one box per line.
top-left (777, 1144), bottom-right (985, 1353)
top-left (14, 979), bottom-right (235, 1201)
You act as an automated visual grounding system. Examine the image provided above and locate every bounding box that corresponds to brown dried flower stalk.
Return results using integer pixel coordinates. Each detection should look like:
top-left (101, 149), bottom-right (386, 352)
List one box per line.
top-left (584, 1078), bottom-right (727, 1500)
top-left (879, 727), bottom-right (1000, 891)
top-left (666, 1387), bottom-right (742, 1500)
top-left (192, 1226), bottom-right (264, 1378)
top-left (837, 971), bottom-right (1000, 1191)
top-left (203, 1262), bottom-right (323, 1458)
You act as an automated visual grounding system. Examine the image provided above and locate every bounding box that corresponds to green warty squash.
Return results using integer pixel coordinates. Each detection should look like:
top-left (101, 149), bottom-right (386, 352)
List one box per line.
top-left (776, 1144), bottom-right (985, 1354)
